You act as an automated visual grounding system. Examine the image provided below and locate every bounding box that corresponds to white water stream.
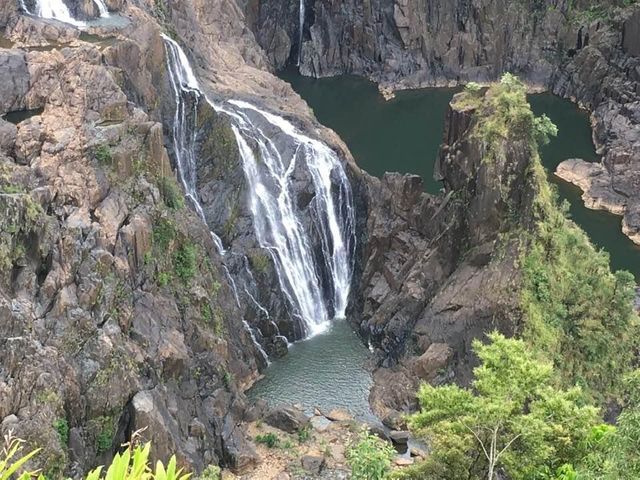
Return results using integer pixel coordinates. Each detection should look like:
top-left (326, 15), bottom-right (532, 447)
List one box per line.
top-left (298, 0), bottom-right (305, 65)
top-left (161, 36), bottom-right (356, 338)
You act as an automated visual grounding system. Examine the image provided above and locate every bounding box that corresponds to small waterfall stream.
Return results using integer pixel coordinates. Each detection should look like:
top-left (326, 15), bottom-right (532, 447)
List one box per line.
top-left (161, 36), bottom-right (356, 340)
top-left (162, 34), bottom-right (226, 255)
top-left (298, 0), bottom-right (305, 65)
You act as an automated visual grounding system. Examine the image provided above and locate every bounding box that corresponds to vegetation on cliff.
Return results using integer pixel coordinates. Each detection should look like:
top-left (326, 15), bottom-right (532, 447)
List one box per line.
top-left (399, 75), bottom-right (640, 479)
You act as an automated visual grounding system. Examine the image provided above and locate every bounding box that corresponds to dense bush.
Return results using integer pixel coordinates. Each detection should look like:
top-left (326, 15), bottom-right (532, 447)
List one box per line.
top-left (158, 176), bottom-right (185, 210)
top-left (173, 243), bottom-right (197, 282)
top-left (346, 430), bottom-right (395, 480)
top-left (400, 333), bottom-right (600, 480)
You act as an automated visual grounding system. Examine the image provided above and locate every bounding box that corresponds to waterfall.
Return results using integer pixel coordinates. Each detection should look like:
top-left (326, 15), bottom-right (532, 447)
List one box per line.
top-left (19, 0), bottom-right (30, 14)
top-left (298, 0), bottom-right (305, 65)
top-left (93, 0), bottom-right (110, 18)
top-left (29, 0), bottom-right (108, 24)
top-left (161, 36), bottom-right (356, 338)
top-left (34, 0), bottom-right (84, 26)
top-left (162, 34), bottom-right (226, 255)
top-left (220, 101), bottom-right (355, 336)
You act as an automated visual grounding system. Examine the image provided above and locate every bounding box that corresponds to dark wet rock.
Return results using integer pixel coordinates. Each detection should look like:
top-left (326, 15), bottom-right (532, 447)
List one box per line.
top-left (264, 406), bottom-right (311, 433)
top-left (389, 430), bottom-right (409, 445)
top-left (271, 335), bottom-right (289, 358)
top-left (0, 50), bottom-right (28, 114)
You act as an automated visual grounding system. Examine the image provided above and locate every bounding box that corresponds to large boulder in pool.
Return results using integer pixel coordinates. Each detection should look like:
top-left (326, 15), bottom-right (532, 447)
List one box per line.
top-left (264, 405), bottom-right (310, 433)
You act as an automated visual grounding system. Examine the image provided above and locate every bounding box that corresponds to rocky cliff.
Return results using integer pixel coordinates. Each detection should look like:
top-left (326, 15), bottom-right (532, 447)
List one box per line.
top-left (352, 83), bottom-right (540, 419)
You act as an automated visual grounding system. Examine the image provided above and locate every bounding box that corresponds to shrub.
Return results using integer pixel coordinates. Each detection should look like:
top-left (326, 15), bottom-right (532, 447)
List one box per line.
top-left (297, 426), bottom-right (311, 444)
top-left (198, 465), bottom-right (221, 480)
top-left (249, 253), bottom-right (270, 274)
top-left (346, 430), bottom-right (395, 480)
top-left (94, 144), bottom-right (112, 165)
top-left (0, 433), bottom-right (41, 480)
top-left (158, 176), bottom-right (185, 210)
top-left (152, 218), bottom-right (176, 251)
top-left (53, 418), bottom-right (70, 445)
top-left (157, 272), bottom-right (171, 287)
top-left (173, 243), bottom-right (197, 282)
top-left (255, 433), bottom-right (280, 449)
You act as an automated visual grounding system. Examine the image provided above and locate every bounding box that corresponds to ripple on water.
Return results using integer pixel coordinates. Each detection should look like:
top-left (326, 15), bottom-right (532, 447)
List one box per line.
top-left (247, 320), bottom-right (374, 421)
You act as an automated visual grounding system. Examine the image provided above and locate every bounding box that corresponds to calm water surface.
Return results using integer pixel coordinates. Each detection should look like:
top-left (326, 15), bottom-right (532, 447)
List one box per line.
top-left (247, 320), bottom-right (374, 420)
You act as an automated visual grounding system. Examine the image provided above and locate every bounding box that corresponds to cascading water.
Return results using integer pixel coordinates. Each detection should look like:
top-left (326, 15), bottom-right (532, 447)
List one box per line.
top-left (92, 0), bottom-right (109, 18)
top-left (33, 0), bottom-right (83, 25)
top-left (29, 0), bottom-right (109, 25)
top-left (298, 0), bottom-right (305, 65)
top-left (221, 103), bottom-right (355, 335)
top-left (161, 36), bottom-right (356, 339)
top-left (162, 34), bottom-right (226, 255)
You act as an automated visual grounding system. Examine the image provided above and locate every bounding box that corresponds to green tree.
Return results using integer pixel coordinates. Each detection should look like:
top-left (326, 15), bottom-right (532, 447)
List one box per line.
top-left (403, 333), bottom-right (599, 480)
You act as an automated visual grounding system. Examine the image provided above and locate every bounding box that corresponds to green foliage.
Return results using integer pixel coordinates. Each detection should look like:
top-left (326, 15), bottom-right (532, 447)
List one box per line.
top-left (200, 304), bottom-right (212, 322)
top-left (255, 433), bottom-right (280, 448)
top-left (297, 426), bottom-right (311, 444)
top-left (346, 430), bottom-right (395, 480)
top-left (157, 272), bottom-right (171, 287)
top-left (158, 176), bottom-right (184, 210)
top-left (53, 418), bottom-right (69, 446)
top-left (522, 175), bottom-right (639, 402)
top-left (173, 243), bottom-right (197, 282)
top-left (472, 73), bottom-right (557, 164)
top-left (197, 465), bottom-right (220, 480)
top-left (94, 144), bottom-right (113, 165)
top-left (574, 370), bottom-right (640, 479)
top-left (405, 333), bottom-right (600, 480)
top-left (86, 442), bottom-right (191, 480)
top-left (249, 253), bottom-right (270, 275)
top-left (153, 218), bottom-right (176, 251)
top-left (0, 434), bottom-right (41, 480)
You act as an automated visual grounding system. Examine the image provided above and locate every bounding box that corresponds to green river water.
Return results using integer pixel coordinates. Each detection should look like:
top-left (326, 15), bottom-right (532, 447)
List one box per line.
top-left (248, 70), bottom-right (640, 417)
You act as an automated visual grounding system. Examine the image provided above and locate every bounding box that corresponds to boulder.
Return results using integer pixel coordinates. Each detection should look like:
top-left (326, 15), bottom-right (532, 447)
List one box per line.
top-left (412, 343), bottom-right (453, 380)
top-left (389, 430), bottom-right (410, 445)
top-left (324, 408), bottom-right (352, 422)
top-left (301, 455), bottom-right (325, 475)
top-left (0, 50), bottom-right (28, 114)
top-left (264, 405), bottom-right (310, 433)
top-left (0, 119), bottom-right (17, 154)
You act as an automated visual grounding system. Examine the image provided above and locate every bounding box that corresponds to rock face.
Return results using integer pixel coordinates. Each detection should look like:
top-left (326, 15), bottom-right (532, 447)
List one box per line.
top-left (357, 92), bottom-right (537, 418)
top-left (0, 6), bottom-right (282, 476)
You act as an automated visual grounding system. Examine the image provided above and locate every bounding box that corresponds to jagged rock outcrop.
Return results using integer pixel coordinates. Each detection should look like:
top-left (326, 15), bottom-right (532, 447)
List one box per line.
top-left (355, 89), bottom-right (539, 419)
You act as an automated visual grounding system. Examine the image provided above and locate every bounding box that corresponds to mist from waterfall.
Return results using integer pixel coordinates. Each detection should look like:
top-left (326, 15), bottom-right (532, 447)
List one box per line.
top-left (161, 36), bottom-right (356, 338)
